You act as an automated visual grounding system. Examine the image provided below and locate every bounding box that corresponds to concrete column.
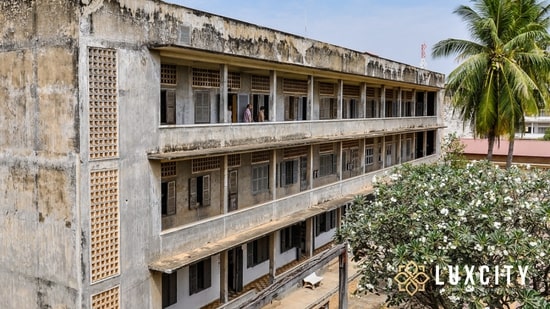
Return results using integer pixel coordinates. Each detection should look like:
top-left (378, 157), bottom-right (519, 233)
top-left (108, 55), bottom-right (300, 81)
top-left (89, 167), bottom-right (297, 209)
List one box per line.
top-left (397, 134), bottom-right (402, 164)
top-left (308, 75), bottom-right (314, 120)
top-left (219, 251), bottom-right (228, 304)
top-left (338, 250), bottom-right (349, 309)
top-left (271, 150), bottom-right (277, 200)
top-left (269, 232), bottom-right (276, 283)
top-left (270, 70), bottom-right (277, 122)
top-left (423, 131), bottom-right (428, 157)
top-left (381, 136), bottom-right (386, 168)
top-left (380, 86), bottom-right (386, 118)
top-left (305, 217), bottom-right (314, 257)
top-left (309, 146), bottom-right (314, 190)
top-left (397, 88), bottom-right (402, 117)
top-left (360, 138), bottom-right (366, 174)
top-left (360, 82), bottom-right (367, 119)
top-left (337, 79), bottom-right (343, 119)
top-left (221, 155), bottom-right (228, 214)
top-left (220, 64), bottom-right (228, 123)
top-left (337, 142), bottom-right (343, 181)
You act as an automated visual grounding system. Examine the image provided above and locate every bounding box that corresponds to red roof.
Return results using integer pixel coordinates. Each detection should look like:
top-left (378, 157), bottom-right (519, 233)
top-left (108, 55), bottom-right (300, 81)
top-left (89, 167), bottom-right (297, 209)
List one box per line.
top-left (461, 138), bottom-right (550, 157)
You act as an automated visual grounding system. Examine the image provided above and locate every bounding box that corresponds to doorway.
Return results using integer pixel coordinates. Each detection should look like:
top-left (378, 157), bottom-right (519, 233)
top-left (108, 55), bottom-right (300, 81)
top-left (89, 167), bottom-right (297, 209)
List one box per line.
top-left (228, 247), bottom-right (243, 293)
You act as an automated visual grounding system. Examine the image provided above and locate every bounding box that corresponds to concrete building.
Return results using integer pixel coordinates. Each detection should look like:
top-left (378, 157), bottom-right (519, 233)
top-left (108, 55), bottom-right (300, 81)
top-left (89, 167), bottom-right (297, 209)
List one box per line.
top-left (0, 1), bottom-right (444, 308)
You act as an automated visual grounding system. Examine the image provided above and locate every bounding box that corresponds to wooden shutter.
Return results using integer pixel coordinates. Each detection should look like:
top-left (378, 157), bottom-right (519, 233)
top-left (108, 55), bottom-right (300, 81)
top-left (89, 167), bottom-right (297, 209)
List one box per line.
top-left (247, 242), bottom-right (254, 267)
top-left (229, 170), bottom-right (238, 194)
top-left (166, 180), bottom-right (176, 215)
top-left (195, 92), bottom-right (210, 124)
top-left (189, 263), bottom-right (197, 294)
top-left (202, 175), bottom-right (210, 206)
top-left (280, 162), bottom-right (286, 187)
top-left (203, 258), bottom-right (212, 289)
top-left (166, 90), bottom-right (176, 124)
top-left (189, 177), bottom-right (197, 209)
top-left (292, 160), bottom-right (298, 184)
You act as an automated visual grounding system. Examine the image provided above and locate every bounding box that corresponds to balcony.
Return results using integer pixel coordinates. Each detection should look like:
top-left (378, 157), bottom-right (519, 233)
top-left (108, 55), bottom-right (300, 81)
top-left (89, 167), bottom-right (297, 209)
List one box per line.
top-left (151, 116), bottom-right (440, 157)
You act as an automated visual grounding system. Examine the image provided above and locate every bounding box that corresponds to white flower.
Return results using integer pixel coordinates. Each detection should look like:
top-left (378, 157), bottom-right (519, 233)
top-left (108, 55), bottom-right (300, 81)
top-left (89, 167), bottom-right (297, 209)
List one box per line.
top-left (440, 208), bottom-right (449, 216)
top-left (372, 175), bottom-right (377, 184)
top-left (465, 285), bottom-right (474, 293)
top-left (493, 222), bottom-right (501, 229)
top-left (390, 197), bottom-right (397, 203)
top-left (474, 244), bottom-right (483, 251)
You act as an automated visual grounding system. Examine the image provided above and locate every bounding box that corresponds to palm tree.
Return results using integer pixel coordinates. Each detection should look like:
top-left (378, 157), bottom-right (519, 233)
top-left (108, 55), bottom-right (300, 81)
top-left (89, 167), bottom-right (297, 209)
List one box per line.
top-left (433, 0), bottom-right (550, 168)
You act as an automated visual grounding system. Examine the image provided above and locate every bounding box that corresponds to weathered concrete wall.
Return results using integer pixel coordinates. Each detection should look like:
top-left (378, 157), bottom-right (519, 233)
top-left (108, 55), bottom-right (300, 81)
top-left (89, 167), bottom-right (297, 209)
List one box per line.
top-left (0, 1), bottom-right (80, 308)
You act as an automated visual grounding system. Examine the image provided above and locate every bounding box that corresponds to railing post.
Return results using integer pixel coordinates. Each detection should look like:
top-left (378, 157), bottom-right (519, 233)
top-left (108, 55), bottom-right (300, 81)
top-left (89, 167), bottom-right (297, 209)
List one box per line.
top-left (338, 248), bottom-right (348, 309)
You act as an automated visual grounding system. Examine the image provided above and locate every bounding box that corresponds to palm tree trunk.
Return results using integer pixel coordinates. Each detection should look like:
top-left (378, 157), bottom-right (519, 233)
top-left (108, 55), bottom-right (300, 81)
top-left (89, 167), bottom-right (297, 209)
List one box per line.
top-left (487, 131), bottom-right (495, 161)
top-left (506, 137), bottom-right (515, 169)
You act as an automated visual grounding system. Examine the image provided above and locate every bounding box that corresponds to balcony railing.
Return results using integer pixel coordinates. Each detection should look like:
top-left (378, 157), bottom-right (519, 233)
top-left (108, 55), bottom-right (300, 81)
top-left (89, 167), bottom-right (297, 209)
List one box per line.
top-left (156, 116), bottom-right (439, 154)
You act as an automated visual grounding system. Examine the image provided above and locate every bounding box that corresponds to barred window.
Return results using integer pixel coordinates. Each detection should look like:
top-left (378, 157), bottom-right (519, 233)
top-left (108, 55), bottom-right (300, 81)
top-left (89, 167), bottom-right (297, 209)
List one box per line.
top-left (252, 164), bottom-right (269, 194)
top-left (319, 154), bottom-right (336, 177)
top-left (365, 146), bottom-right (374, 166)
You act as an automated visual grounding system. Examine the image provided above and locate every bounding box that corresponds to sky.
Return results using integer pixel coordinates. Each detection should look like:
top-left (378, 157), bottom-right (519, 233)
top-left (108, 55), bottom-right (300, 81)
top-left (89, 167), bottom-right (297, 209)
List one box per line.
top-left (164, 0), bottom-right (471, 76)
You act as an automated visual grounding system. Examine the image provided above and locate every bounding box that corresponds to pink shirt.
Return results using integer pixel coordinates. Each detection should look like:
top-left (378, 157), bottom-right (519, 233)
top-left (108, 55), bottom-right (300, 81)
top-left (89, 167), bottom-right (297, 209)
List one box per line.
top-left (244, 108), bottom-right (252, 122)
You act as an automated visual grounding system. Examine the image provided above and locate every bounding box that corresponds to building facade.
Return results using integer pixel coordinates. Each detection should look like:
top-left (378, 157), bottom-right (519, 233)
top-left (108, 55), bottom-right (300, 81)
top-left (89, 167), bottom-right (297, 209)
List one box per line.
top-left (0, 1), bottom-right (445, 308)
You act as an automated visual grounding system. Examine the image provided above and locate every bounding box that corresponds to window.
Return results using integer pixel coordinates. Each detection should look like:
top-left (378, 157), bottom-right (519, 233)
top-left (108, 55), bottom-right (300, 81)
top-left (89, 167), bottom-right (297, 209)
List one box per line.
top-left (285, 96), bottom-right (306, 121)
top-left (315, 210), bottom-right (337, 236)
top-left (365, 146), bottom-right (374, 166)
top-left (160, 89), bottom-right (176, 125)
top-left (319, 154), bottom-right (336, 177)
top-left (279, 160), bottom-right (298, 187)
top-left (247, 235), bottom-right (269, 268)
top-left (162, 272), bottom-right (177, 308)
top-left (161, 181), bottom-right (176, 216)
top-left (343, 98), bottom-right (357, 119)
top-left (320, 98), bottom-right (336, 120)
top-left (194, 91), bottom-right (210, 124)
top-left (189, 175), bottom-right (210, 209)
top-left (280, 225), bottom-right (298, 253)
top-left (189, 258), bottom-right (211, 295)
top-left (252, 164), bottom-right (269, 194)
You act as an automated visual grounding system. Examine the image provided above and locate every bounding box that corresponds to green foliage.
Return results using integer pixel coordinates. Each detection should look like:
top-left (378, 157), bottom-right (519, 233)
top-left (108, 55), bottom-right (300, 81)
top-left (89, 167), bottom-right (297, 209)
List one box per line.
top-left (441, 133), bottom-right (466, 168)
top-left (336, 161), bottom-right (550, 308)
top-left (543, 128), bottom-right (550, 141)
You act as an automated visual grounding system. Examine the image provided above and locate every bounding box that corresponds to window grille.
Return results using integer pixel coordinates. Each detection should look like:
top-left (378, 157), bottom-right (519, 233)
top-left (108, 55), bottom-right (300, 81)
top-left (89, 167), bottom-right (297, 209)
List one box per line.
top-left (194, 91), bottom-right (211, 124)
top-left (251, 151), bottom-right (270, 163)
top-left (91, 286), bottom-right (120, 309)
top-left (161, 64), bottom-right (177, 85)
top-left (228, 72), bottom-right (241, 89)
top-left (161, 162), bottom-right (177, 178)
top-left (228, 154), bottom-right (241, 167)
top-left (405, 91), bottom-right (414, 100)
top-left (283, 78), bottom-right (307, 94)
top-left (90, 169), bottom-right (120, 283)
top-left (319, 154), bottom-right (336, 177)
top-left (365, 146), bottom-right (374, 165)
top-left (192, 157), bottom-right (221, 173)
top-left (343, 84), bottom-right (360, 97)
top-left (251, 75), bottom-right (270, 92)
top-left (252, 164), bottom-right (269, 193)
top-left (192, 68), bottom-right (220, 88)
top-left (88, 47), bottom-right (118, 160)
top-left (385, 89), bottom-right (394, 100)
top-left (319, 82), bottom-right (335, 96)
top-left (343, 140), bottom-right (359, 149)
top-left (366, 87), bottom-right (377, 97)
top-left (283, 146), bottom-right (308, 158)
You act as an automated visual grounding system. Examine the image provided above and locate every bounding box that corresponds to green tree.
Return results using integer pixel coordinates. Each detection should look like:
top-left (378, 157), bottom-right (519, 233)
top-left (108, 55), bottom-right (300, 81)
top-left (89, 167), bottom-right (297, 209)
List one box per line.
top-left (433, 0), bottom-right (550, 168)
top-left (336, 161), bottom-right (550, 308)
top-left (544, 127), bottom-right (550, 140)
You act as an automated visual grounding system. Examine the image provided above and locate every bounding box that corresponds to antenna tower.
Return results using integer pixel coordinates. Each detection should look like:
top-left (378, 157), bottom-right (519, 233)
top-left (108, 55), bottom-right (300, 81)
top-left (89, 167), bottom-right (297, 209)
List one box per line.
top-left (420, 42), bottom-right (427, 69)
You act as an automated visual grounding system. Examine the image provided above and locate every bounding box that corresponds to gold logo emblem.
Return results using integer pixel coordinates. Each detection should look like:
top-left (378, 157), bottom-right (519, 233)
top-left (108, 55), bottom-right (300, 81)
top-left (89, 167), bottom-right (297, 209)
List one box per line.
top-left (394, 261), bottom-right (430, 296)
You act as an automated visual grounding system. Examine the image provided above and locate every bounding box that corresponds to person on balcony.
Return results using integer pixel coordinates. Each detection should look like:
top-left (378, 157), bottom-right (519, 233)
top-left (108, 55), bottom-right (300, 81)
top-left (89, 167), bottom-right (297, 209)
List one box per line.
top-left (243, 104), bottom-right (253, 122)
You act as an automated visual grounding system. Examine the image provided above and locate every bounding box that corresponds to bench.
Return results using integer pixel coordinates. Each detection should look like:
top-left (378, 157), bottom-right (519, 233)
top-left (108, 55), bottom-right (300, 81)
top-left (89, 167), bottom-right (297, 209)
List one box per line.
top-left (303, 272), bottom-right (323, 289)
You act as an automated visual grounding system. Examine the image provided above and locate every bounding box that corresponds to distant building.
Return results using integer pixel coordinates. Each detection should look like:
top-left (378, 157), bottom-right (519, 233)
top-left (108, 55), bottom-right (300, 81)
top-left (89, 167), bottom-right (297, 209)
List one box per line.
top-left (0, 0), bottom-right (444, 308)
top-left (461, 138), bottom-right (550, 168)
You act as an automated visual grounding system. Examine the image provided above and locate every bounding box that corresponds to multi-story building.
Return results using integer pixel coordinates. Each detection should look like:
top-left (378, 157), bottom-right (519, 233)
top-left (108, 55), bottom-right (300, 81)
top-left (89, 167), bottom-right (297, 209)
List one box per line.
top-left (0, 1), bottom-right (444, 308)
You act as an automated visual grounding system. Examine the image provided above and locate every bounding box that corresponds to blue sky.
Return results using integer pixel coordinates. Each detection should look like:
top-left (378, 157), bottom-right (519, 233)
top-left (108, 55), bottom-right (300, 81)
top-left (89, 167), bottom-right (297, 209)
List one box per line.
top-left (165, 0), bottom-right (470, 76)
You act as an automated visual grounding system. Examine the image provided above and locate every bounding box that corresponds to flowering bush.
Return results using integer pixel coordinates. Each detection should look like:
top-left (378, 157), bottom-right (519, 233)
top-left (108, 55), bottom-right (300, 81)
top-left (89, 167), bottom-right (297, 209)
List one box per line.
top-left (336, 161), bottom-right (550, 308)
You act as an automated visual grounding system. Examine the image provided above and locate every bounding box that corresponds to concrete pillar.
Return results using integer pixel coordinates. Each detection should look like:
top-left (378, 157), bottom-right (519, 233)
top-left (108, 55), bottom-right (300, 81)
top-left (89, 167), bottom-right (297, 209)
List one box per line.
top-left (220, 64), bottom-right (228, 123)
top-left (397, 134), bottom-right (402, 164)
top-left (423, 131), bottom-right (428, 157)
top-left (219, 251), bottom-right (228, 304)
top-left (309, 146), bottom-right (314, 190)
top-left (381, 136), bottom-right (386, 168)
top-left (360, 82), bottom-right (367, 119)
top-left (269, 232), bottom-right (276, 283)
top-left (305, 217), bottom-right (314, 257)
top-left (338, 250), bottom-right (349, 309)
top-left (270, 70), bottom-right (277, 122)
top-left (271, 150), bottom-right (277, 200)
top-left (337, 79), bottom-right (343, 119)
top-left (221, 155), bottom-right (228, 214)
top-left (412, 89), bottom-right (416, 117)
top-left (337, 142), bottom-right (343, 181)
top-left (424, 91), bottom-right (428, 117)
top-left (397, 87), bottom-right (402, 117)
top-left (380, 86), bottom-right (386, 118)
top-left (308, 75), bottom-right (314, 120)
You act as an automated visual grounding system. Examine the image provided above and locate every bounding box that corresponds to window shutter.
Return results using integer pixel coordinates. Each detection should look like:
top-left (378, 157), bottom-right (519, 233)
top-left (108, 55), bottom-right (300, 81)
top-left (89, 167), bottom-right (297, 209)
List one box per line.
top-left (202, 175), bottom-right (210, 207)
top-left (167, 181), bottom-right (176, 215)
top-left (331, 154), bottom-right (337, 174)
top-left (204, 258), bottom-right (212, 289)
top-left (166, 90), bottom-right (176, 124)
top-left (229, 170), bottom-right (238, 194)
top-left (342, 151), bottom-right (347, 171)
top-left (331, 98), bottom-right (337, 119)
top-left (292, 160), bottom-right (298, 184)
top-left (280, 163), bottom-right (286, 187)
top-left (280, 229), bottom-right (287, 252)
top-left (247, 243), bottom-right (254, 267)
top-left (284, 97), bottom-right (290, 121)
top-left (189, 178), bottom-right (197, 209)
top-left (292, 225), bottom-right (300, 247)
top-left (315, 216), bottom-right (321, 236)
top-left (189, 264), bottom-right (197, 294)
top-left (195, 92), bottom-right (211, 124)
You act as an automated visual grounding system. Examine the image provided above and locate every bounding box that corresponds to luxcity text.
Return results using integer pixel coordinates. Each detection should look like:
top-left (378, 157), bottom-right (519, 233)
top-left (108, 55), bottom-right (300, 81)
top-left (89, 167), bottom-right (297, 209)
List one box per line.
top-left (435, 265), bottom-right (529, 286)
